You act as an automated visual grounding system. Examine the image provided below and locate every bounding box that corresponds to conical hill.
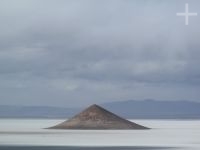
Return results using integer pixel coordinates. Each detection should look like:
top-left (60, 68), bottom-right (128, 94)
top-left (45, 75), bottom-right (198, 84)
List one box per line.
top-left (48, 104), bottom-right (149, 130)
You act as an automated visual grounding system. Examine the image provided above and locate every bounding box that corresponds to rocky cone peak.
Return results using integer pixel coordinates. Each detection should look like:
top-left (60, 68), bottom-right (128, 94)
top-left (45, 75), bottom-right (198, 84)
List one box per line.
top-left (48, 104), bottom-right (149, 130)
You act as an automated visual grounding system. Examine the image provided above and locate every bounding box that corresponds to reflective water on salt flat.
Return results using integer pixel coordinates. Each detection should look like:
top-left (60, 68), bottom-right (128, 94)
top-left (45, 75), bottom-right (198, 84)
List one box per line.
top-left (0, 119), bottom-right (199, 150)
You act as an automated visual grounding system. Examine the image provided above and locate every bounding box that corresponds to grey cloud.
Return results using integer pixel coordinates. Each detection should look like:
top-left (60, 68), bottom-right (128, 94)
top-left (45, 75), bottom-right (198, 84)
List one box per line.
top-left (0, 0), bottom-right (200, 107)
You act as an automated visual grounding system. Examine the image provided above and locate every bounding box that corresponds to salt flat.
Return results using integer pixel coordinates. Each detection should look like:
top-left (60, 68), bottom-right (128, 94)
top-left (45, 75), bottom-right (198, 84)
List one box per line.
top-left (0, 119), bottom-right (199, 150)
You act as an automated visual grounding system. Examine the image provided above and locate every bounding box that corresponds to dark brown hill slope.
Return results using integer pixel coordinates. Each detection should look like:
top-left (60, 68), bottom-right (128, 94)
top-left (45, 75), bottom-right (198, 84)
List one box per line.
top-left (48, 104), bottom-right (149, 129)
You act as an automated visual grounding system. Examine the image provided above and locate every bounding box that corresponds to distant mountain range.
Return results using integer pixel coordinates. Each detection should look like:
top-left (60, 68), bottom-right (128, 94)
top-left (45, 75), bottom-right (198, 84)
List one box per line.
top-left (102, 100), bottom-right (200, 119)
top-left (0, 105), bottom-right (79, 118)
top-left (0, 100), bottom-right (200, 119)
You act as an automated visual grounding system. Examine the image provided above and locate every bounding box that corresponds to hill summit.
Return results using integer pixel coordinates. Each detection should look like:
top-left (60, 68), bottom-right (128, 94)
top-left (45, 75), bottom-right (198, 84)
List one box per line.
top-left (48, 104), bottom-right (149, 129)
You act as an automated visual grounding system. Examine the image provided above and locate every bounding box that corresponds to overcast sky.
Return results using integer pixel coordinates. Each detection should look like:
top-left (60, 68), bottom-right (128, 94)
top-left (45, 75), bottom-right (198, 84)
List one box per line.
top-left (0, 0), bottom-right (200, 107)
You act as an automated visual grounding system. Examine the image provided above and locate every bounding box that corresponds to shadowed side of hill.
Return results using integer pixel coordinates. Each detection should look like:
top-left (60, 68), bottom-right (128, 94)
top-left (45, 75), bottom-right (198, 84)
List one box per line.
top-left (48, 104), bottom-right (149, 130)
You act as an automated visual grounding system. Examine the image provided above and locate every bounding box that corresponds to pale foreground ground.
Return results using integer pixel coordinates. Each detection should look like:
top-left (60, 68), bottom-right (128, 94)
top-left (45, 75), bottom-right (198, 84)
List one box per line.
top-left (0, 119), bottom-right (199, 150)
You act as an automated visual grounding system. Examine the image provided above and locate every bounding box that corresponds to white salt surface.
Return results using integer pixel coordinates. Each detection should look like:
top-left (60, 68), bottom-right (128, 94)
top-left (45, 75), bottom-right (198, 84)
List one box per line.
top-left (0, 119), bottom-right (199, 150)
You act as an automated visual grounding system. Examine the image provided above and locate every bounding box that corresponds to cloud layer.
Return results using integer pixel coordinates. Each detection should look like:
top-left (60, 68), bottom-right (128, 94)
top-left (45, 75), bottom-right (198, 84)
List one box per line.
top-left (0, 0), bottom-right (200, 107)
